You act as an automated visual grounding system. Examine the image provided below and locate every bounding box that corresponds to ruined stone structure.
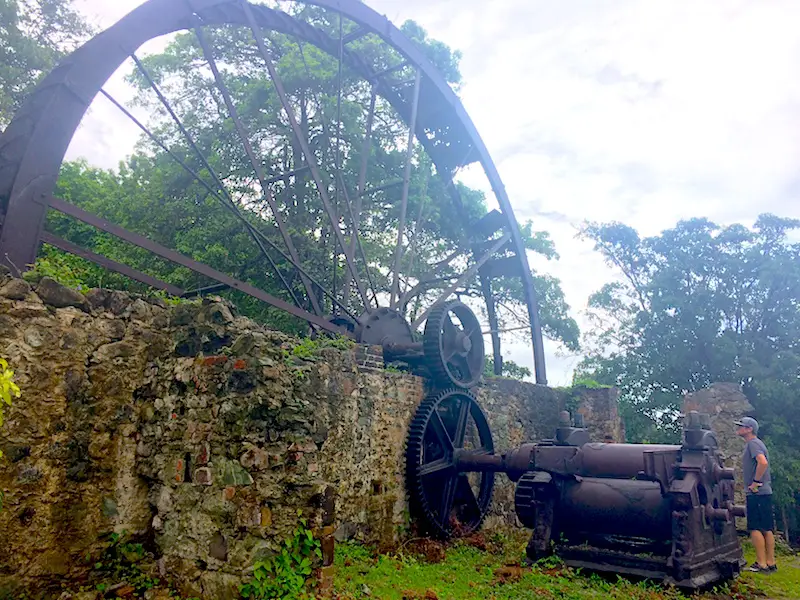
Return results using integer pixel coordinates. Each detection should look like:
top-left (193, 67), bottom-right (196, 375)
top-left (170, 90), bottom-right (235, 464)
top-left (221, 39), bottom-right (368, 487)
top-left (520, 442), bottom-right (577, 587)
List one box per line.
top-left (0, 274), bottom-right (624, 598)
top-left (684, 382), bottom-right (755, 523)
top-left (683, 383), bottom-right (754, 474)
top-left (574, 385), bottom-right (626, 443)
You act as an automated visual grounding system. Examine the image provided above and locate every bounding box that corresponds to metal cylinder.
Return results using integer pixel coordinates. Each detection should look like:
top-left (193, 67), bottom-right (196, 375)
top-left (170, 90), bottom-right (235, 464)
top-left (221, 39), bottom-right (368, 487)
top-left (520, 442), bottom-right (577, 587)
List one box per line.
top-left (576, 443), bottom-right (681, 479)
top-left (560, 477), bottom-right (672, 539)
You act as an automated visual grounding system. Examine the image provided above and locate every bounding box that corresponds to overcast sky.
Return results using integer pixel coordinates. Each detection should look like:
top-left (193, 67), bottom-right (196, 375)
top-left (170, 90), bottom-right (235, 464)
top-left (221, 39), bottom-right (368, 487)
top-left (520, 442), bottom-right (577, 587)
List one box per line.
top-left (68, 0), bottom-right (800, 385)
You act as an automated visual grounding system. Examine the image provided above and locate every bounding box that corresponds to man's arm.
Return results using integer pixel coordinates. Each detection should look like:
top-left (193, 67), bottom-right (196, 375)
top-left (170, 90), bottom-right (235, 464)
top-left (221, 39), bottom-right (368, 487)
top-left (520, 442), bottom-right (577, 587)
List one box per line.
top-left (754, 453), bottom-right (768, 481)
top-left (749, 451), bottom-right (769, 492)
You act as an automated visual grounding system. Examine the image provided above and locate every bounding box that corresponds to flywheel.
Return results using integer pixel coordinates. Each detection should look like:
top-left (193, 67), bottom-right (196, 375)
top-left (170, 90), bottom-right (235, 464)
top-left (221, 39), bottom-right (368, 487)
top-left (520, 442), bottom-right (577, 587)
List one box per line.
top-left (405, 388), bottom-right (495, 539)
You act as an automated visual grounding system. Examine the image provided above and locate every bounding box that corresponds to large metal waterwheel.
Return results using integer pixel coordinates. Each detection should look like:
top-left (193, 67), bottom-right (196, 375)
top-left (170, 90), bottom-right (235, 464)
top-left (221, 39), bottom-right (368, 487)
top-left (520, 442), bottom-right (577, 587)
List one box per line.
top-left (0, 0), bottom-right (547, 384)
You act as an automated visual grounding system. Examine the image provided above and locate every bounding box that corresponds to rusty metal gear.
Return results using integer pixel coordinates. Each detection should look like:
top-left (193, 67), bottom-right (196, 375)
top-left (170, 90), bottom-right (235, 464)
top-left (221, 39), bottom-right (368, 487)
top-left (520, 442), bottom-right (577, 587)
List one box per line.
top-left (405, 388), bottom-right (494, 539)
top-left (423, 300), bottom-right (485, 389)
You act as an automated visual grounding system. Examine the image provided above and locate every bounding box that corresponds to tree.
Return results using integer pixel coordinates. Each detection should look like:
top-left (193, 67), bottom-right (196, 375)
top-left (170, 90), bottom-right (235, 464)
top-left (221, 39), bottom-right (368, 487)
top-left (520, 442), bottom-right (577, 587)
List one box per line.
top-left (577, 215), bottom-right (800, 534)
top-left (0, 0), bottom-right (91, 129)
top-left (41, 12), bottom-right (579, 351)
top-left (483, 358), bottom-right (531, 381)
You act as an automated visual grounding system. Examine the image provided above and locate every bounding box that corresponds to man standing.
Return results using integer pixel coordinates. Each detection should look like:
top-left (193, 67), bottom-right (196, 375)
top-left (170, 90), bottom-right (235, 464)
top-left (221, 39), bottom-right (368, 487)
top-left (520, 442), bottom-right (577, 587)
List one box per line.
top-left (735, 416), bottom-right (777, 573)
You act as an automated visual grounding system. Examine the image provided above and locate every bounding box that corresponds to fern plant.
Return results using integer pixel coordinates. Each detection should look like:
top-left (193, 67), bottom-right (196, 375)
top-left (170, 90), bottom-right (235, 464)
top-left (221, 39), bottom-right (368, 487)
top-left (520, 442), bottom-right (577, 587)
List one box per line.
top-left (240, 516), bottom-right (322, 600)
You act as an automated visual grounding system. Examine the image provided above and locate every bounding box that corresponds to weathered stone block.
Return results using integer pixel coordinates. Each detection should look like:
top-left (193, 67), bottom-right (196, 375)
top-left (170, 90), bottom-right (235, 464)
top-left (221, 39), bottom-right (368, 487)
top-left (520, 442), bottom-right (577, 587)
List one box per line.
top-left (684, 382), bottom-right (754, 515)
top-left (260, 507), bottom-right (272, 527)
top-left (235, 504), bottom-right (261, 528)
top-left (217, 459), bottom-right (254, 487)
top-left (196, 442), bottom-right (211, 466)
top-left (575, 386), bottom-right (626, 442)
top-left (0, 278), bottom-right (31, 300)
top-left (171, 458), bottom-right (185, 484)
top-left (108, 291), bottom-right (132, 315)
top-left (35, 277), bottom-right (88, 310)
top-left (240, 445), bottom-right (269, 471)
top-left (194, 467), bottom-right (213, 486)
top-left (209, 532), bottom-right (228, 562)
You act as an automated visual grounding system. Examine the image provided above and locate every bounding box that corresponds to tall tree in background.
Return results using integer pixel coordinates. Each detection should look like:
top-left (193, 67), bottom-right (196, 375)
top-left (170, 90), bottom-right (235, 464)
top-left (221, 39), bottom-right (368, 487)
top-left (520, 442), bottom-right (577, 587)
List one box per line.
top-left (577, 215), bottom-right (800, 535)
top-left (0, 0), bottom-right (91, 129)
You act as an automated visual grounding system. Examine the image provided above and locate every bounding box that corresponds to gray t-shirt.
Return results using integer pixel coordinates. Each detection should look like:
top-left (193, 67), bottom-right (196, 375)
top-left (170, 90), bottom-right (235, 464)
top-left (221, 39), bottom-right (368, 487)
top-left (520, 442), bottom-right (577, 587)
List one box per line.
top-left (742, 437), bottom-right (772, 496)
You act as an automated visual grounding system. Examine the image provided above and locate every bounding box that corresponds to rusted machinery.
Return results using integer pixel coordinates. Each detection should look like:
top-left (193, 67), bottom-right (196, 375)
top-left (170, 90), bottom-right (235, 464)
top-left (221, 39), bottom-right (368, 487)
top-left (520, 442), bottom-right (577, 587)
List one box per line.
top-left (353, 301), bottom-right (485, 389)
top-left (405, 390), bottom-right (745, 589)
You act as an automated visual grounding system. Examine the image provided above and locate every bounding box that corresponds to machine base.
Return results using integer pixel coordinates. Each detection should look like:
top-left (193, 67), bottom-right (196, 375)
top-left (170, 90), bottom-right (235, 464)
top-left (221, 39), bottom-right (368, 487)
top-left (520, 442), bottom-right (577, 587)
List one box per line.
top-left (552, 543), bottom-right (744, 590)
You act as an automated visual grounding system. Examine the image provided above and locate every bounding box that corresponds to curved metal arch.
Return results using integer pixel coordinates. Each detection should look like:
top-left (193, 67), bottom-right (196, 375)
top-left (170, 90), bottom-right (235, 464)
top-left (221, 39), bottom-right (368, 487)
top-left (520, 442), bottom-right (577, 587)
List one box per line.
top-left (0, 0), bottom-right (547, 383)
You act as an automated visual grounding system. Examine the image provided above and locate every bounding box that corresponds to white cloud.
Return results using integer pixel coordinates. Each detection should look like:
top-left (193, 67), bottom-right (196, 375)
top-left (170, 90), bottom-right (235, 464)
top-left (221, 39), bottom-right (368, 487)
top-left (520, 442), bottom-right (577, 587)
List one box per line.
top-left (62, 0), bottom-right (800, 386)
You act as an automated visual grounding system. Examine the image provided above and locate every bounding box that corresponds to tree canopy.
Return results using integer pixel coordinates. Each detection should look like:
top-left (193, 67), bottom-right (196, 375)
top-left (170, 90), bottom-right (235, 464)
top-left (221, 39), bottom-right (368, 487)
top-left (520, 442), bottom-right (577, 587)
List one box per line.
top-left (577, 215), bottom-right (800, 517)
top-left (0, 0), bottom-right (91, 129)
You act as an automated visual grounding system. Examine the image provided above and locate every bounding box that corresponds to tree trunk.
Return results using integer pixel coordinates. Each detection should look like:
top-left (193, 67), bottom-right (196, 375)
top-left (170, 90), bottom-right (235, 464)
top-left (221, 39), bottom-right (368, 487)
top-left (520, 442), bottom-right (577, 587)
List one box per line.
top-left (782, 504), bottom-right (791, 545)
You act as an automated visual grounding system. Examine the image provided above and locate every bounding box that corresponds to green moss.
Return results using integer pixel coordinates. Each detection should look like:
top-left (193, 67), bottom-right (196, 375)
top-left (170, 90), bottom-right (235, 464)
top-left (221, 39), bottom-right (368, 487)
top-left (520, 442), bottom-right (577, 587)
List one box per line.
top-left (287, 335), bottom-right (356, 362)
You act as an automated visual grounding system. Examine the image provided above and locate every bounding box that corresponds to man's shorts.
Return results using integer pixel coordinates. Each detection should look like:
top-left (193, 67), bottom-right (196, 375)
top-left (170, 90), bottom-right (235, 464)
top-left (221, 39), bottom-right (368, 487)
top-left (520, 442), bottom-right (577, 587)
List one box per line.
top-left (746, 494), bottom-right (775, 532)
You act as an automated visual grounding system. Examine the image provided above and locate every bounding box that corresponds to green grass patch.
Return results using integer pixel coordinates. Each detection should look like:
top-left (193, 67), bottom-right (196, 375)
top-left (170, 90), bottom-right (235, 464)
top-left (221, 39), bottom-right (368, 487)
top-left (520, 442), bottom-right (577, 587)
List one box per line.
top-left (741, 540), bottom-right (800, 599)
top-left (333, 533), bottom-right (800, 600)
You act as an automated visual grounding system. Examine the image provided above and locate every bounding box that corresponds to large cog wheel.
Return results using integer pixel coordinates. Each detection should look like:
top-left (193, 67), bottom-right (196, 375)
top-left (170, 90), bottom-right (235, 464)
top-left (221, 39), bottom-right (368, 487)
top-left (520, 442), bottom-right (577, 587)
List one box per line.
top-left (405, 388), bottom-right (495, 539)
top-left (423, 300), bottom-right (486, 389)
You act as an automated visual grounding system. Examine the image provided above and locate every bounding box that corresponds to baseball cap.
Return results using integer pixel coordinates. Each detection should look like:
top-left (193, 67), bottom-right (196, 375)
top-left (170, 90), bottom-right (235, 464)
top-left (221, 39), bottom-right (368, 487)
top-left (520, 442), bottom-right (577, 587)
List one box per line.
top-left (734, 416), bottom-right (759, 434)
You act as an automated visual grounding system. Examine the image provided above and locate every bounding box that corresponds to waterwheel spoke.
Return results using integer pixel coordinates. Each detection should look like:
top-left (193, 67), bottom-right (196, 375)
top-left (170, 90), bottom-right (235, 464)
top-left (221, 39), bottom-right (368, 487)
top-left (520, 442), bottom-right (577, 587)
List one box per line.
top-left (331, 14), bottom-right (345, 305)
top-left (390, 69), bottom-right (422, 308)
top-left (192, 22), bottom-right (323, 316)
top-left (480, 275), bottom-right (503, 375)
top-left (342, 85), bottom-right (378, 307)
top-left (242, 0), bottom-right (370, 310)
top-left (129, 54), bottom-right (307, 311)
top-left (293, 38), bottom-right (379, 311)
top-left (410, 232), bottom-right (512, 329)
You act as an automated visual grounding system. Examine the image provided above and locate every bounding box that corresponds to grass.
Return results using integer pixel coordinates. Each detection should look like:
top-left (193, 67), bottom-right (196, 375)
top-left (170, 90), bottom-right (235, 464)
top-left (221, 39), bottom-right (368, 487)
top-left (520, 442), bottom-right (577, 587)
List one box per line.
top-left (741, 540), bottom-right (800, 599)
top-left (332, 532), bottom-right (800, 600)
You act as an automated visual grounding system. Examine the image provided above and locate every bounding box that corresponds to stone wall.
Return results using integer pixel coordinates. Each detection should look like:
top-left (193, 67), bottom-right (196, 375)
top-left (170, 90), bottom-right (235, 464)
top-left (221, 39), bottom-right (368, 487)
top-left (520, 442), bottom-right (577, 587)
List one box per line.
top-left (0, 275), bottom-right (616, 598)
top-left (573, 386), bottom-right (626, 443)
top-left (683, 382), bottom-right (755, 516)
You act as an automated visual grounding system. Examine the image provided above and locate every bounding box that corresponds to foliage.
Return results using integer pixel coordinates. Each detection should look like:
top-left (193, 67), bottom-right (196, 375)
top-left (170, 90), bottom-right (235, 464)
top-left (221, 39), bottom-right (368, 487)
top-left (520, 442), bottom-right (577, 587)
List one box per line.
top-left (0, 0), bottom-right (92, 129)
top-left (289, 335), bottom-right (355, 360)
top-left (0, 357), bottom-right (21, 460)
top-left (576, 215), bottom-right (800, 520)
top-left (92, 532), bottom-right (158, 595)
top-left (483, 358), bottom-right (532, 380)
top-left (23, 246), bottom-right (93, 290)
top-left (240, 516), bottom-right (322, 600)
top-left (66, 530), bottom-right (200, 599)
top-left (570, 377), bottom-right (612, 390)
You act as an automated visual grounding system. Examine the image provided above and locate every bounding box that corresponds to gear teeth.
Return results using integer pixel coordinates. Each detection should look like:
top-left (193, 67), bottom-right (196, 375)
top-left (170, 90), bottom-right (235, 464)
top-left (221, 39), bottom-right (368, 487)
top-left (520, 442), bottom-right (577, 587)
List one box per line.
top-left (423, 300), bottom-right (485, 389)
top-left (404, 388), bottom-right (495, 539)
top-left (514, 472), bottom-right (540, 529)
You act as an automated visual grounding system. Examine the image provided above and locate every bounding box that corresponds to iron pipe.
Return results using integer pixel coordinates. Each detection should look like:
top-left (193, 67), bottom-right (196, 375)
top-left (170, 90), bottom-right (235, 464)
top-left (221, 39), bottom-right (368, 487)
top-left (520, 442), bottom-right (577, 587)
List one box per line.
top-left (453, 450), bottom-right (505, 472)
top-left (572, 443), bottom-right (681, 479)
